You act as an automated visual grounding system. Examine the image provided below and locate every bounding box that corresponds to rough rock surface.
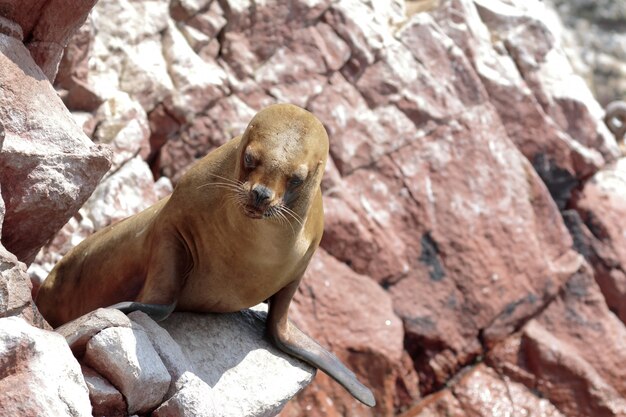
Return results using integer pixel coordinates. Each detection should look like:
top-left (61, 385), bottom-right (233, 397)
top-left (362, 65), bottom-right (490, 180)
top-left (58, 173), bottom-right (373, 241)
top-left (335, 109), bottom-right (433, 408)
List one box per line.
top-left (488, 267), bottom-right (626, 417)
top-left (81, 365), bottom-right (126, 417)
top-left (569, 158), bottom-right (626, 323)
top-left (283, 249), bottom-right (406, 417)
top-left (84, 325), bottom-right (171, 414)
top-left (56, 307), bottom-right (132, 355)
top-left (0, 29), bottom-right (110, 264)
top-left (399, 363), bottom-right (565, 417)
top-left (0, 0), bottom-right (98, 81)
top-left (128, 310), bottom-right (194, 397)
top-left (161, 307), bottom-right (316, 417)
top-left (0, 316), bottom-right (91, 416)
top-left (0, 244), bottom-right (48, 328)
top-left (152, 372), bottom-right (216, 417)
top-left (49, 307), bottom-right (313, 416)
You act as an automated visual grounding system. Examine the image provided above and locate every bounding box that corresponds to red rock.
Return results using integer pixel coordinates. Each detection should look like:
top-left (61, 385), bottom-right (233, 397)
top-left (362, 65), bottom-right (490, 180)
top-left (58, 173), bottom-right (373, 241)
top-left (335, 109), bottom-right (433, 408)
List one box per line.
top-left (430, 0), bottom-right (612, 209)
top-left (488, 266), bottom-right (626, 417)
top-left (571, 158), bottom-right (626, 322)
top-left (397, 390), bottom-right (464, 417)
top-left (401, 363), bottom-right (565, 417)
top-left (1, 0), bottom-right (98, 80)
top-left (286, 249), bottom-right (407, 417)
top-left (55, 19), bottom-right (102, 111)
top-left (309, 72), bottom-right (416, 175)
top-left (328, 102), bottom-right (582, 393)
top-left (157, 95), bottom-right (256, 182)
top-left (0, 33), bottom-right (110, 264)
top-left (0, 244), bottom-right (48, 328)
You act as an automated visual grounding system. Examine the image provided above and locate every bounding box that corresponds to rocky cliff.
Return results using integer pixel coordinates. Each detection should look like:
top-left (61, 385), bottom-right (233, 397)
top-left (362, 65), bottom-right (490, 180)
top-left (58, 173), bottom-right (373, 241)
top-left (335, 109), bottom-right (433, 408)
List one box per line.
top-left (1, 0), bottom-right (626, 416)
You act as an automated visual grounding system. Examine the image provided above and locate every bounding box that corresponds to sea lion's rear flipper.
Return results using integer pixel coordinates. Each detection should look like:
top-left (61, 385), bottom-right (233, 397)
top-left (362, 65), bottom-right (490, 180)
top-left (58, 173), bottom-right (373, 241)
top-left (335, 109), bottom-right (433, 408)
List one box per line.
top-left (267, 281), bottom-right (376, 407)
top-left (274, 318), bottom-right (376, 407)
top-left (109, 301), bottom-right (176, 322)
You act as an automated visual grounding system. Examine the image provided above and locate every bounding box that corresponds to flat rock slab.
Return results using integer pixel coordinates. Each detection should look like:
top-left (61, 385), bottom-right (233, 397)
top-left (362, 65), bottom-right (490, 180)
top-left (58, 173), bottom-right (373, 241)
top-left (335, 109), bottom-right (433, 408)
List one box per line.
top-left (161, 308), bottom-right (316, 417)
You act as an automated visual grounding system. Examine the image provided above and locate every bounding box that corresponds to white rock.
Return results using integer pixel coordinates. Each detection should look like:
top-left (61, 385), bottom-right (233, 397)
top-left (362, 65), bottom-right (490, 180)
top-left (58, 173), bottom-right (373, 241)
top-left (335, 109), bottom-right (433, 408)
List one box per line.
top-left (128, 311), bottom-right (194, 396)
top-left (0, 317), bottom-right (91, 416)
top-left (161, 307), bottom-right (316, 417)
top-left (56, 308), bottom-right (132, 355)
top-left (81, 365), bottom-right (127, 417)
top-left (84, 325), bottom-right (171, 414)
top-left (152, 372), bottom-right (217, 417)
top-left (93, 92), bottom-right (151, 173)
top-left (162, 20), bottom-right (228, 118)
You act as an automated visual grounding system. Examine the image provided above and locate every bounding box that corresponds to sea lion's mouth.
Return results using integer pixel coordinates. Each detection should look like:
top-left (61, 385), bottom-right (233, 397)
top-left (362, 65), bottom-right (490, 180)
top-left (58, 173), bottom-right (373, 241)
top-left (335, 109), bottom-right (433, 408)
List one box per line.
top-left (243, 204), bottom-right (264, 219)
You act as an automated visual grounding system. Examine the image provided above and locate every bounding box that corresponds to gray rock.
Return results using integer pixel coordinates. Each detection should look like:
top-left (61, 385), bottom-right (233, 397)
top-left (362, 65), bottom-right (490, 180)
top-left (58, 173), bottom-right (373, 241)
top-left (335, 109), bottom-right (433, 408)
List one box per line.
top-left (161, 307), bottom-right (315, 417)
top-left (129, 310), bottom-right (194, 396)
top-left (56, 307), bottom-right (132, 355)
top-left (83, 325), bottom-right (171, 414)
top-left (152, 372), bottom-right (217, 417)
top-left (81, 365), bottom-right (126, 417)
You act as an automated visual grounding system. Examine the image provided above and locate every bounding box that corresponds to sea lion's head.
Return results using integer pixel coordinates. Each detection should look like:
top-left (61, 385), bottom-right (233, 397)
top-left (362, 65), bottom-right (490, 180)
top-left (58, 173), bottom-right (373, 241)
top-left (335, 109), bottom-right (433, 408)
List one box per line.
top-left (235, 103), bottom-right (329, 221)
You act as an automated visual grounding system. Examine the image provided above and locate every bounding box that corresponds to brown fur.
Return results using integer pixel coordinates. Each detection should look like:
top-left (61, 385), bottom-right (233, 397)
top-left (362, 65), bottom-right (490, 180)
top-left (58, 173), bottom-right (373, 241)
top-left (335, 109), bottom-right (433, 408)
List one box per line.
top-left (36, 103), bottom-right (375, 407)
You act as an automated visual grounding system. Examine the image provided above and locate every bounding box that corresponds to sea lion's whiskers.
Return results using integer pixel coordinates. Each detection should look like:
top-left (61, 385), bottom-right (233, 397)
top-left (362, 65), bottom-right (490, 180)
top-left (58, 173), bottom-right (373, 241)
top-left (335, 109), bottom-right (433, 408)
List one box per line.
top-left (206, 172), bottom-right (243, 186)
top-left (273, 206), bottom-right (296, 236)
top-left (197, 181), bottom-right (241, 191)
top-left (280, 205), bottom-right (303, 228)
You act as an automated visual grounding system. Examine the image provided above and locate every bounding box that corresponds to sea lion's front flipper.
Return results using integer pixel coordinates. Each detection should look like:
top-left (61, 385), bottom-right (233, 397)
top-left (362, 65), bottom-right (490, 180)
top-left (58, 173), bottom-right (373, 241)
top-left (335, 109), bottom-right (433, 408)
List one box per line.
top-left (267, 281), bottom-right (376, 407)
top-left (109, 301), bottom-right (176, 322)
top-left (109, 233), bottom-right (186, 322)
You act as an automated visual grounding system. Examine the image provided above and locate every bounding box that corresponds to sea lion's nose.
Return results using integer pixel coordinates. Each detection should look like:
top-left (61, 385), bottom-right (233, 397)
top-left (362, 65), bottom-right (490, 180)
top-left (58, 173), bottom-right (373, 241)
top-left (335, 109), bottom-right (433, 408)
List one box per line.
top-left (251, 185), bottom-right (272, 206)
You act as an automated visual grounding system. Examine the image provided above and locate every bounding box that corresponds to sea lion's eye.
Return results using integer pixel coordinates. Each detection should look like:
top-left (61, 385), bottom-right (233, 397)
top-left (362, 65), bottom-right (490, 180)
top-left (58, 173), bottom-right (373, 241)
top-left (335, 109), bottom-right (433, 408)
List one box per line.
top-left (244, 152), bottom-right (255, 169)
top-left (289, 175), bottom-right (303, 187)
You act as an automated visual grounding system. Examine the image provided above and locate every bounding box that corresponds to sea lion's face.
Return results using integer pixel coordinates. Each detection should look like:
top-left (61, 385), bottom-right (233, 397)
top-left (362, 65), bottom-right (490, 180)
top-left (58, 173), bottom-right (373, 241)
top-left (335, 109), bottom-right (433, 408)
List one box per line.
top-left (234, 105), bottom-right (328, 222)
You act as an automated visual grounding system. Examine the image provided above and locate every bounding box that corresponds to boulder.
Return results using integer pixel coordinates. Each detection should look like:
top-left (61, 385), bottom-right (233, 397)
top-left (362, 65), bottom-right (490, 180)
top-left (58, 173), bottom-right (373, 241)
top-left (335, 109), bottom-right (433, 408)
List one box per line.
top-left (83, 325), bottom-right (171, 414)
top-left (161, 307), bottom-right (316, 417)
top-left (0, 316), bottom-right (91, 416)
top-left (152, 372), bottom-right (216, 417)
top-left (53, 307), bottom-right (316, 416)
top-left (0, 31), bottom-right (110, 264)
top-left (55, 307), bottom-right (132, 355)
top-left (81, 365), bottom-right (126, 417)
top-left (0, 244), bottom-right (48, 328)
top-left (0, 0), bottom-right (98, 81)
top-left (129, 310), bottom-right (194, 396)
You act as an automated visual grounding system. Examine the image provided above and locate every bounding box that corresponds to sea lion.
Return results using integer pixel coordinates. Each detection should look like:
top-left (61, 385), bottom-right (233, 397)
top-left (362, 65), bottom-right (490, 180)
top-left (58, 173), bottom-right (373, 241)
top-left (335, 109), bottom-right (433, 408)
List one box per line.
top-left (36, 103), bottom-right (375, 407)
top-left (605, 100), bottom-right (626, 146)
